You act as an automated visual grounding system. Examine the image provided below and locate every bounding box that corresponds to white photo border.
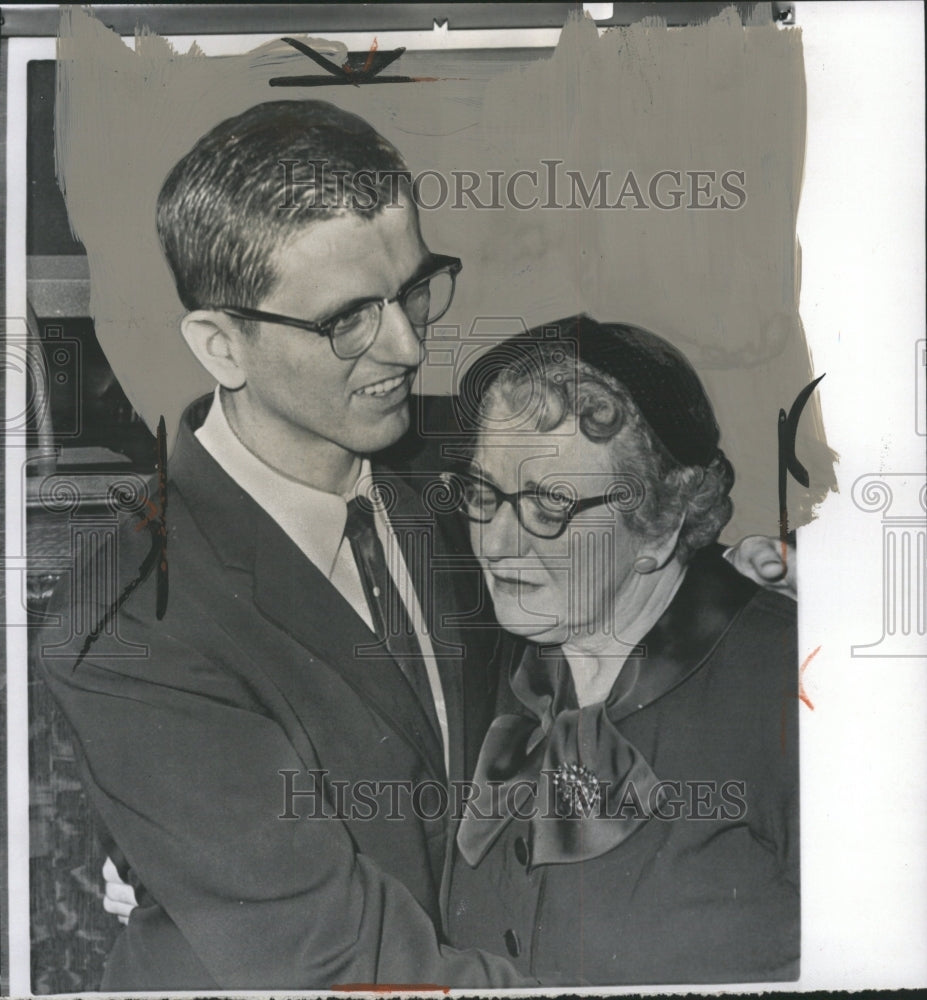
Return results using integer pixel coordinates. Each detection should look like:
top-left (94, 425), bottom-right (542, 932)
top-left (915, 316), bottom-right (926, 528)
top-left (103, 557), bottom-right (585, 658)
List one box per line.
top-left (4, 4), bottom-right (926, 995)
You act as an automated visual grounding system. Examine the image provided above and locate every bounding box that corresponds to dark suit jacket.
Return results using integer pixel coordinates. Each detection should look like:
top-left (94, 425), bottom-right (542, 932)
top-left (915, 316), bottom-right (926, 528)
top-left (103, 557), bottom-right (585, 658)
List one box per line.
top-left (38, 395), bottom-right (527, 989)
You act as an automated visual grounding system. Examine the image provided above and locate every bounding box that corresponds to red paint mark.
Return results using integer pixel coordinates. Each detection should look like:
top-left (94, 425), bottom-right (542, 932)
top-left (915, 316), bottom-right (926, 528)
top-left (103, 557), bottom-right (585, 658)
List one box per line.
top-left (332, 986), bottom-right (449, 995)
top-left (72, 418), bottom-right (169, 670)
top-left (799, 645), bottom-right (821, 710)
top-left (780, 645), bottom-right (820, 751)
top-left (363, 37), bottom-right (379, 74)
top-left (343, 38), bottom-right (380, 75)
top-left (133, 498), bottom-right (160, 531)
top-left (132, 416), bottom-right (169, 619)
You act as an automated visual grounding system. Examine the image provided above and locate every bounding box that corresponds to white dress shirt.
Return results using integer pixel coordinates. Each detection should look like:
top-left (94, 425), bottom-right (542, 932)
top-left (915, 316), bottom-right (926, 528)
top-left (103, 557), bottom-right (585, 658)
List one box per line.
top-left (195, 387), bottom-right (450, 775)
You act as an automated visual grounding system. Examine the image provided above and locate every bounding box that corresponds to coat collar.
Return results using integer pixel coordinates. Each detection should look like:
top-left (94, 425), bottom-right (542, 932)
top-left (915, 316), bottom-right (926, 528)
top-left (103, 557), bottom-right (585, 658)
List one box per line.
top-left (606, 543), bottom-right (759, 722)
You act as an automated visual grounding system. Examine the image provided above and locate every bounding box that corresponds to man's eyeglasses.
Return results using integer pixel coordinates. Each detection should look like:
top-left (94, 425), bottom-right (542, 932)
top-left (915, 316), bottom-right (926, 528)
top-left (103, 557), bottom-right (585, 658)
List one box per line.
top-left (214, 254), bottom-right (462, 360)
top-left (440, 470), bottom-right (617, 540)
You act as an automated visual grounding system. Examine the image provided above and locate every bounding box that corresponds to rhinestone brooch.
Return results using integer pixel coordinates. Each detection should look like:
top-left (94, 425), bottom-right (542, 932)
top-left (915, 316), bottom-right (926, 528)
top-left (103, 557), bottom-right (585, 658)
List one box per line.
top-left (552, 761), bottom-right (601, 816)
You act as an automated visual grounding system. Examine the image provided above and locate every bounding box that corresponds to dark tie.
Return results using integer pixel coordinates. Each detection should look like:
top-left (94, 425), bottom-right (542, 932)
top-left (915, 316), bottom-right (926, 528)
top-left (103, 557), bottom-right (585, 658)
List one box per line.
top-left (343, 498), bottom-right (442, 745)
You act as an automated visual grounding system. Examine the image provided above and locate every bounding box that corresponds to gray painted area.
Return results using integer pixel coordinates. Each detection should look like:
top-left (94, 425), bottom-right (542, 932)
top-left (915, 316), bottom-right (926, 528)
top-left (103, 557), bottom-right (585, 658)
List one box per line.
top-left (54, 6), bottom-right (833, 538)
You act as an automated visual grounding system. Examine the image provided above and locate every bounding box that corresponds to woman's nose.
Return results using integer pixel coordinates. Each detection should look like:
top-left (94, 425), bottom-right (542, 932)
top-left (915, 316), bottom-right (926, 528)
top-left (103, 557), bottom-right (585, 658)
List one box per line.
top-left (474, 501), bottom-right (522, 560)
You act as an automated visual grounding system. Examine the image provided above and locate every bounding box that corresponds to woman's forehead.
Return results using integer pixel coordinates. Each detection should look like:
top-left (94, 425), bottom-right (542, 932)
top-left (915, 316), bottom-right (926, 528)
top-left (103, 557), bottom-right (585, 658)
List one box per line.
top-left (472, 420), bottom-right (619, 482)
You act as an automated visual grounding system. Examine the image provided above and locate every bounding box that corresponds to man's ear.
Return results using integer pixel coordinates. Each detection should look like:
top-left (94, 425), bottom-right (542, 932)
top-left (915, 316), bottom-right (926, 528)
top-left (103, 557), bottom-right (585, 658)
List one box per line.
top-left (180, 311), bottom-right (248, 390)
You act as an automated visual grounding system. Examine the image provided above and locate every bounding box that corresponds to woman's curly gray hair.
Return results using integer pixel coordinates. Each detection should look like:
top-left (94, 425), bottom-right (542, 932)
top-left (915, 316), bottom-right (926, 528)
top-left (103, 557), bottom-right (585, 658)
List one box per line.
top-left (479, 345), bottom-right (734, 563)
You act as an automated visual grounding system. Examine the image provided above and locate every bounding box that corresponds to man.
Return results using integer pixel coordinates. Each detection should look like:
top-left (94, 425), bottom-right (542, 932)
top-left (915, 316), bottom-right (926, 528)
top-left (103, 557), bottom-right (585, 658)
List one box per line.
top-left (41, 99), bottom-right (791, 989)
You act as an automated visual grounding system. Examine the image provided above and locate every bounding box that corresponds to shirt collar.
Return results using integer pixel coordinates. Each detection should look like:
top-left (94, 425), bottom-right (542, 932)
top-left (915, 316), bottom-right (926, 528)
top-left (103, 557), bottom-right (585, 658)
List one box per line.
top-left (194, 387), bottom-right (369, 579)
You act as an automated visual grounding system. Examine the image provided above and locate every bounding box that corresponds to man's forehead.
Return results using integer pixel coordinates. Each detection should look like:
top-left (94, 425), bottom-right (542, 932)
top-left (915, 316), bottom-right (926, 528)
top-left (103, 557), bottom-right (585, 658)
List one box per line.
top-left (267, 198), bottom-right (430, 305)
top-left (277, 197), bottom-right (423, 259)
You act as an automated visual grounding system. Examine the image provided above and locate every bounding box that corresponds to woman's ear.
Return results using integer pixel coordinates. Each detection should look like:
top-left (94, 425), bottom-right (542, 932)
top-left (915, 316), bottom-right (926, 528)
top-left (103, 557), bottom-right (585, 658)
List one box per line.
top-left (180, 311), bottom-right (248, 390)
top-left (634, 518), bottom-right (685, 573)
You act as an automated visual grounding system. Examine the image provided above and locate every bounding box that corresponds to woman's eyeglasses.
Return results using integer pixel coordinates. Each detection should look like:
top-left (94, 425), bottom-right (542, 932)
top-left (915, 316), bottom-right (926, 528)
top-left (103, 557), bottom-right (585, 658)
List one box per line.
top-left (440, 470), bottom-right (619, 540)
top-left (214, 254), bottom-right (462, 360)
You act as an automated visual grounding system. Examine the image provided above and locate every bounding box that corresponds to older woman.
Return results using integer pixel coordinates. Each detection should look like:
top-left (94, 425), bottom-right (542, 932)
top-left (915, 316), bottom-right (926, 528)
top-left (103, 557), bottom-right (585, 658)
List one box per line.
top-left (445, 315), bottom-right (799, 985)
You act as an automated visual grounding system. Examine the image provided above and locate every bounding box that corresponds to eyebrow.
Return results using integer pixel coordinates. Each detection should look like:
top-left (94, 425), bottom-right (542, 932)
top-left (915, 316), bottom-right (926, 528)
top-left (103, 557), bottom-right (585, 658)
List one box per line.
top-left (317, 251), bottom-right (436, 324)
top-left (465, 467), bottom-right (547, 496)
top-left (465, 465), bottom-right (506, 491)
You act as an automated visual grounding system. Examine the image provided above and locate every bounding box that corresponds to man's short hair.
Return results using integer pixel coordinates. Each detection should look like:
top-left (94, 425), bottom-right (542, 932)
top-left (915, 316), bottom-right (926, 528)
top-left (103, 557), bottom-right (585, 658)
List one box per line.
top-left (156, 100), bottom-right (410, 312)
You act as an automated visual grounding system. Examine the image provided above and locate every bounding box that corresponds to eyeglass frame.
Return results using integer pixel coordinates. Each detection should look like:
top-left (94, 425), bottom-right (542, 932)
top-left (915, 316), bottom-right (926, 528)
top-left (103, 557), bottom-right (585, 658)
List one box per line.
top-left (441, 469), bottom-right (619, 540)
top-left (211, 253), bottom-right (463, 359)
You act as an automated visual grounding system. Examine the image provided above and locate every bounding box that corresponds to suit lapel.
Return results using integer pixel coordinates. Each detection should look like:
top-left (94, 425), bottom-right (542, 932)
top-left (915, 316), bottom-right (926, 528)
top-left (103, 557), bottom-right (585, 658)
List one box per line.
top-left (251, 515), bottom-right (447, 782)
top-left (375, 471), bottom-right (468, 783)
top-left (170, 401), bottom-right (446, 783)
top-left (378, 466), bottom-right (510, 930)
top-left (377, 470), bottom-right (506, 789)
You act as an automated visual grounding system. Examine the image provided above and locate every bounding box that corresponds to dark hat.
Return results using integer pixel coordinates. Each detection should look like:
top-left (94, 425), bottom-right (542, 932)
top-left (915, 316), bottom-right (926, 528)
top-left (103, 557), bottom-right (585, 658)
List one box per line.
top-left (456, 314), bottom-right (720, 467)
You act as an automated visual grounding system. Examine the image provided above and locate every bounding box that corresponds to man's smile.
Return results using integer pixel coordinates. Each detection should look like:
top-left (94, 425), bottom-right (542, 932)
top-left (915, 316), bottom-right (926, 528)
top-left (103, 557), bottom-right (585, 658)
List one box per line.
top-left (353, 371), bottom-right (413, 399)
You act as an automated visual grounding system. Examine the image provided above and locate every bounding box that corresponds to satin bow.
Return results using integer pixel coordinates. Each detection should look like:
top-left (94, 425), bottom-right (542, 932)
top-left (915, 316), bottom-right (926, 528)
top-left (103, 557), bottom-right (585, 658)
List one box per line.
top-left (457, 646), bottom-right (664, 867)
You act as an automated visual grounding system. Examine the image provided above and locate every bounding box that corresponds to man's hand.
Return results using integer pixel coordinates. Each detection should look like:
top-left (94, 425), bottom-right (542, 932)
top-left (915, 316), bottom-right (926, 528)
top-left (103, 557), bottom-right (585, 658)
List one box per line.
top-left (724, 535), bottom-right (796, 600)
top-left (102, 856), bottom-right (138, 925)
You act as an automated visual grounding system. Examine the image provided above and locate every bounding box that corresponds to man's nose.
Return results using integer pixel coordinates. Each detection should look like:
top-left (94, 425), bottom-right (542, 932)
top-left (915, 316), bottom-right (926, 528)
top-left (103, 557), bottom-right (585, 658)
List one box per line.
top-left (371, 301), bottom-right (425, 368)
